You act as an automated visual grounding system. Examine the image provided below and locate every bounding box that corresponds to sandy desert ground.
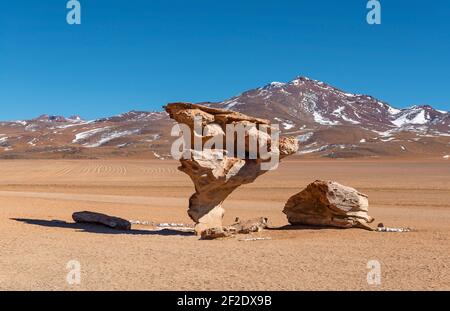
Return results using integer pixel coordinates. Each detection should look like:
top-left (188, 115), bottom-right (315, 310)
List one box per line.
top-left (0, 158), bottom-right (449, 291)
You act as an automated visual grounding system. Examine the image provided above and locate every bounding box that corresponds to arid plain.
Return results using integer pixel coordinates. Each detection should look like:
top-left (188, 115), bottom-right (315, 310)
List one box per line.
top-left (0, 158), bottom-right (449, 290)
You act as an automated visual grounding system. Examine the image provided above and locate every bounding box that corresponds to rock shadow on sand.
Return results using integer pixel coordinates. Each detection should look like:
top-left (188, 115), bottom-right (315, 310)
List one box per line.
top-left (11, 218), bottom-right (194, 236)
top-left (267, 225), bottom-right (350, 231)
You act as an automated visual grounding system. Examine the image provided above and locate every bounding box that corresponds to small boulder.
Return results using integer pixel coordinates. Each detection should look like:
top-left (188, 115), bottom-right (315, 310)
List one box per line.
top-left (283, 180), bottom-right (374, 230)
top-left (228, 217), bottom-right (269, 234)
top-left (200, 227), bottom-right (232, 240)
top-left (72, 211), bottom-right (131, 230)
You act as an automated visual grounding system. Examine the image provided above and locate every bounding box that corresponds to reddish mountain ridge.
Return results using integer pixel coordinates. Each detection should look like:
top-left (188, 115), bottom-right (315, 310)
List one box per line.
top-left (0, 76), bottom-right (448, 159)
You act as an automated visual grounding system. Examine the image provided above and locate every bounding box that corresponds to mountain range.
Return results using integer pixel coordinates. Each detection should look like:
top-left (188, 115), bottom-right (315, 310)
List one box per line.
top-left (1, 76), bottom-right (448, 159)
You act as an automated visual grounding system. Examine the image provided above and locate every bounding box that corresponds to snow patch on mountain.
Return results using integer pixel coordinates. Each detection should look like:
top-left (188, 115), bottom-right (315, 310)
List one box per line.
top-left (297, 132), bottom-right (314, 143)
top-left (153, 152), bottom-right (166, 160)
top-left (72, 127), bottom-right (110, 144)
top-left (332, 106), bottom-right (360, 124)
top-left (313, 111), bottom-right (339, 125)
top-left (341, 115), bottom-right (360, 124)
top-left (281, 120), bottom-right (295, 130)
top-left (392, 108), bottom-right (429, 126)
top-left (28, 138), bottom-right (38, 146)
top-left (222, 99), bottom-right (244, 110)
top-left (298, 144), bottom-right (329, 154)
top-left (144, 134), bottom-right (161, 142)
top-left (265, 82), bottom-right (286, 89)
top-left (25, 124), bottom-right (38, 132)
top-left (85, 129), bottom-right (140, 148)
top-left (388, 106), bottom-right (402, 115)
top-left (54, 122), bottom-right (88, 130)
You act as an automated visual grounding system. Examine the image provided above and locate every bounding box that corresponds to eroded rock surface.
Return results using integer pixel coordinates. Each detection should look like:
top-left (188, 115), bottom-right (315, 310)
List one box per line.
top-left (283, 180), bottom-right (374, 230)
top-left (165, 103), bottom-right (298, 234)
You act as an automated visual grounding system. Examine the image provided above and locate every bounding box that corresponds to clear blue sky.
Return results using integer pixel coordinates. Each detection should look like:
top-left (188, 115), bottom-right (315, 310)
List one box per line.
top-left (0, 0), bottom-right (449, 120)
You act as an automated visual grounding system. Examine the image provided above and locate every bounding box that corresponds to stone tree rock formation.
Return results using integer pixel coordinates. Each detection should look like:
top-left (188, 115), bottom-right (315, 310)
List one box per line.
top-left (165, 103), bottom-right (298, 234)
top-left (283, 180), bottom-right (374, 230)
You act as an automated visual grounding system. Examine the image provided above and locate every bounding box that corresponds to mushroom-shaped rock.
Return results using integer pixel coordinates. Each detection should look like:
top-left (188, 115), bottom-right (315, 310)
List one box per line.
top-left (283, 180), bottom-right (374, 230)
top-left (165, 103), bottom-right (298, 235)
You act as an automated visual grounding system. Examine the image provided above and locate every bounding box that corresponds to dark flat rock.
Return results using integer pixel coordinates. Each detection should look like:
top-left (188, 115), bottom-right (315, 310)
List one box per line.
top-left (72, 211), bottom-right (131, 230)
